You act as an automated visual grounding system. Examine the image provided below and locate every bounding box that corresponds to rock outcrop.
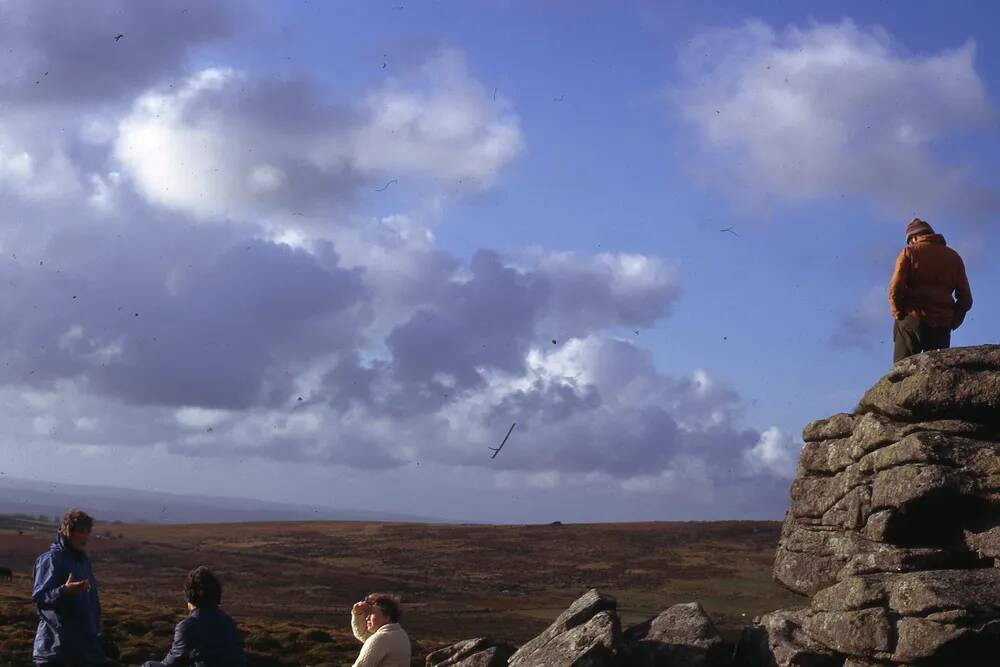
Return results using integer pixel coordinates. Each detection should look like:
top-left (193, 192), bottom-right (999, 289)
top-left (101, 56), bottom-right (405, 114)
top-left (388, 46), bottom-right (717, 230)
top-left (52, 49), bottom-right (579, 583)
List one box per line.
top-left (507, 589), bottom-right (621, 667)
top-left (436, 590), bottom-right (734, 666)
top-left (743, 346), bottom-right (1000, 666)
top-left (622, 602), bottom-right (730, 666)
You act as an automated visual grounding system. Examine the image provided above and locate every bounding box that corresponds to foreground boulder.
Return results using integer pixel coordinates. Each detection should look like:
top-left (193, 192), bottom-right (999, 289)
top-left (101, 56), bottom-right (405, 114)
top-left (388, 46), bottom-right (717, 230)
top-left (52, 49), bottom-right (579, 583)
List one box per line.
top-left (623, 602), bottom-right (730, 666)
top-left (425, 637), bottom-right (515, 666)
top-left (738, 570), bottom-right (1000, 666)
top-left (507, 589), bottom-right (621, 667)
top-left (748, 347), bottom-right (1000, 666)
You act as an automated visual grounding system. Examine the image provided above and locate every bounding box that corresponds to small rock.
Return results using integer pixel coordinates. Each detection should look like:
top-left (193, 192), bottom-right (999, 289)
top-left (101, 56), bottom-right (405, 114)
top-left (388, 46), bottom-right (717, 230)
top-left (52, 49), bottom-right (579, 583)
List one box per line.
top-left (623, 601), bottom-right (730, 666)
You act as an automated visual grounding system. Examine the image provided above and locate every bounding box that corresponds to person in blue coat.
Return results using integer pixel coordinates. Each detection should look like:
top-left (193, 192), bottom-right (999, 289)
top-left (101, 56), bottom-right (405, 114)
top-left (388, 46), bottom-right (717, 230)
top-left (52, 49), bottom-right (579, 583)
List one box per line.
top-left (142, 566), bottom-right (246, 667)
top-left (32, 508), bottom-right (106, 666)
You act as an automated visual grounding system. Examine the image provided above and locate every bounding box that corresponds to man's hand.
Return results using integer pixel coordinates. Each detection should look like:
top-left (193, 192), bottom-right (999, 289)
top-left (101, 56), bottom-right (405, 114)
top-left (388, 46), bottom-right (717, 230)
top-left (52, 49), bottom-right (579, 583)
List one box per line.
top-left (64, 572), bottom-right (91, 595)
top-left (352, 601), bottom-right (370, 616)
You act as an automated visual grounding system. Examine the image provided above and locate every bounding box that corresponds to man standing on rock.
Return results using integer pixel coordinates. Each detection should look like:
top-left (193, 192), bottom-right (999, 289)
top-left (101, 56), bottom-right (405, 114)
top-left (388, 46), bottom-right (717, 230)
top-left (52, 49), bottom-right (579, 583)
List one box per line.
top-left (888, 217), bottom-right (972, 363)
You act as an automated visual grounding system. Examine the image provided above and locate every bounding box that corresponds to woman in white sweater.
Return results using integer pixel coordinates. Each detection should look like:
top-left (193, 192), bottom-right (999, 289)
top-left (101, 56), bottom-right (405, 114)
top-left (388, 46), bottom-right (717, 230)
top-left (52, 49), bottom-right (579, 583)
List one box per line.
top-left (350, 593), bottom-right (411, 667)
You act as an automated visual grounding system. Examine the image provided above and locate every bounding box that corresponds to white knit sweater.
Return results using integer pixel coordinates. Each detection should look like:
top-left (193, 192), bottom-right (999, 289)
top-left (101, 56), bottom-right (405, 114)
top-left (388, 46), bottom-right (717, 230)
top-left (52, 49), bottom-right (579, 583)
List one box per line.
top-left (351, 615), bottom-right (411, 667)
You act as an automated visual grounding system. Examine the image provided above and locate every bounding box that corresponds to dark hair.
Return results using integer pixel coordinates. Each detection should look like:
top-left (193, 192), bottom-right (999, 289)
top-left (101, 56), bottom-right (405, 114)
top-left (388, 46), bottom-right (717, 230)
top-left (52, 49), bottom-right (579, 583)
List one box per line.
top-left (61, 508), bottom-right (94, 536)
top-left (366, 592), bottom-right (402, 623)
top-left (185, 566), bottom-right (223, 608)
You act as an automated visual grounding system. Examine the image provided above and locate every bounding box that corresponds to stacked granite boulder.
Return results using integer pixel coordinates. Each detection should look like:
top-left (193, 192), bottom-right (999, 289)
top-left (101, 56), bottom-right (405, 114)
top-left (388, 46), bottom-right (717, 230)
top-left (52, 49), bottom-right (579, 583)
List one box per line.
top-left (739, 346), bottom-right (1000, 666)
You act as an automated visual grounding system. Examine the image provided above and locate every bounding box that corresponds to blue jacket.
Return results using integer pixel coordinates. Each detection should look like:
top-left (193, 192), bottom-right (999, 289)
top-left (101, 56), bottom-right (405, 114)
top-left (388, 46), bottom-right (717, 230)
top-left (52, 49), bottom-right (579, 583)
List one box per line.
top-left (153, 606), bottom-right (247, 667)
top-left (32, 532), bottom-right (105, 665)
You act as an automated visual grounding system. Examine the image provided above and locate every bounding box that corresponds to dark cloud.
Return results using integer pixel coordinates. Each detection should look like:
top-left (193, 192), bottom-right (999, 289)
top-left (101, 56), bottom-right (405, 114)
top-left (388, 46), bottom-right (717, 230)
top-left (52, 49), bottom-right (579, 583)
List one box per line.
top-left (386, 249), bottom-right (546, 391)
top-left (0, 1), bottom-right (236, 106)
top-left (0, 217), bottom-right (368, 409)
top-left (528, 250), bottom-right (681, 335)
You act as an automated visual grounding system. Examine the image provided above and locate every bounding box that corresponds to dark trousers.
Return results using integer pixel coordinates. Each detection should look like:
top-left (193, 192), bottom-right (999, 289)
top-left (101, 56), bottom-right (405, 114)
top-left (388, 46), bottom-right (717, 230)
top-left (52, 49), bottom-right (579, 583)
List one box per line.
top-left (893, 315), bottom-right (951, 363)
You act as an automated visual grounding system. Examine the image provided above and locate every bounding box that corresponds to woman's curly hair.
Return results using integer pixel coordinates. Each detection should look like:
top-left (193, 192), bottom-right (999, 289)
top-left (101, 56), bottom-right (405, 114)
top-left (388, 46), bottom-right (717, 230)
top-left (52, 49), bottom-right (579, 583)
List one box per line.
top-left (61, 508), bottom-right (94, 536)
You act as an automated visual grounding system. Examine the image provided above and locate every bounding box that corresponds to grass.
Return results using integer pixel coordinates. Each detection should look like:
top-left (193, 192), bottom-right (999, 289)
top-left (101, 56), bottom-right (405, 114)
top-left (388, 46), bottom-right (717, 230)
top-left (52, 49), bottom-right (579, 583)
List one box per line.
top-left (0, 519), bottom-right (803, 665)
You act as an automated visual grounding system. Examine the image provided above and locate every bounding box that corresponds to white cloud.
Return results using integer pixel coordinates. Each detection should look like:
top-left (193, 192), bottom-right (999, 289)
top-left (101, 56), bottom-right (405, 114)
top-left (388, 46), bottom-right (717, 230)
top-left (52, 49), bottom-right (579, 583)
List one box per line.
top-left (350, 49), bottom-right (524, 188)
top-left (0, 143), bottom-right (82, 201)
top-left (175, 407), bottom-right (230, 430)
top-left (675, 20), bottom-right (997, 218)
top-left (248, 164), bottom-right (286, 193)
top-left (57, 325), bottom-right (85, 351)
top-left (32, 415), bottom-right (58, 436)
top-left (115, 68), bottom-right (265, 220)
top-left (115, 50), bottom-right (523, 226)
top-left (88, 171), bottom-right (123, 211)
top-left (743, 426), bottom-right (800, 478)
top-left (73, 416), bottom-right (100, 432)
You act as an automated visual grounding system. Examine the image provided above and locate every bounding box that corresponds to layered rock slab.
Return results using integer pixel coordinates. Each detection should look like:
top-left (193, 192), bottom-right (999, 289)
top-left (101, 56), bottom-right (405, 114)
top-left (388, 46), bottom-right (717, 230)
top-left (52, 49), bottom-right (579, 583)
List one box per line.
top-left (425, 637), bottom-right (515, 666)
top-left (738, 570), bottom-right (1000, 666)
top-left (507, 588), bottom-right (621, 667)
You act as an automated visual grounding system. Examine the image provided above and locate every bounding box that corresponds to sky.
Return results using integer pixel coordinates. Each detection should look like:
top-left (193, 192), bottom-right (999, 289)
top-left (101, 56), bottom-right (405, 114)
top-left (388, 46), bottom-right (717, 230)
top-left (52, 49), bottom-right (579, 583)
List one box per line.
top-left (0, 1), bottom-right (998, 523)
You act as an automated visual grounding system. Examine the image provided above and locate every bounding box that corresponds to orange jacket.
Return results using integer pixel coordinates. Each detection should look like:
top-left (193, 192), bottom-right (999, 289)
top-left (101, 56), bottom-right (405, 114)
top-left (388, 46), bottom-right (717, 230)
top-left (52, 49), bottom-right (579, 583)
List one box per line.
top-left (888, 234), bottom-right (972, 328)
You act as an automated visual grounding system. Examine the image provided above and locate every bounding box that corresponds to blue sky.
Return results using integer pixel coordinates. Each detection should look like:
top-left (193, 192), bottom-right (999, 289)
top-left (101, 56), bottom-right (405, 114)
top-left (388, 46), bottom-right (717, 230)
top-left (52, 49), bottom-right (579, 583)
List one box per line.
top-left (0, 1), bottom-right (997, 522)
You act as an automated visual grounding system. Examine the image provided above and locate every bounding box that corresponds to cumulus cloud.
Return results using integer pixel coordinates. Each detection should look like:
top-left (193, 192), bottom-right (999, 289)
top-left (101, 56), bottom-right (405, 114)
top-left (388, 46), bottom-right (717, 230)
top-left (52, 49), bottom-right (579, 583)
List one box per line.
top-left (115, 51), bottom-right (523, 223)
top-left (0, 0), bottom-right (234, 106)
top-left (350, 49), bottom-right (525, 188)
top-left (523, 248), bottom-right (682, 336)
top-left (350, 248), bottom-right (684, 416)
top-left (0, 4), bottom-right (795, 520)
top-left (0, 218), bottom-right (370, 410)
top-left (743, 426), bottom-right (800, 478)
top-left (675, 20), bottom-right (998, 218)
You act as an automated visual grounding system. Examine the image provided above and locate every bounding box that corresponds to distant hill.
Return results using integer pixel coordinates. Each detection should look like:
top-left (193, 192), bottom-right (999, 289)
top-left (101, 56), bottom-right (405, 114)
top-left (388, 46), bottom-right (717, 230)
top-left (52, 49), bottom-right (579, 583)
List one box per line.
top-left (0, 475), bottom-right (444, 524)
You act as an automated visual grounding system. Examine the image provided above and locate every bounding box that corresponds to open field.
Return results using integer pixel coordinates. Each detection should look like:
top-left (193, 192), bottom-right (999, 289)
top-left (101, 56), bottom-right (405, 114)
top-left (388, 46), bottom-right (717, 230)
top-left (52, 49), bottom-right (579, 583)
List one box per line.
top-left (0, 519), bottom-right (802, 666)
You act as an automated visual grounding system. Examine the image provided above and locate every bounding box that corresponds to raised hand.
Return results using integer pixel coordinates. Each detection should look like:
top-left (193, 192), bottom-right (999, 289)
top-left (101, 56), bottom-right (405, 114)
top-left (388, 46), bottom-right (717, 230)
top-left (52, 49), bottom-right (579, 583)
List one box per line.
top-left (64, 572), bottom-right (91, 595)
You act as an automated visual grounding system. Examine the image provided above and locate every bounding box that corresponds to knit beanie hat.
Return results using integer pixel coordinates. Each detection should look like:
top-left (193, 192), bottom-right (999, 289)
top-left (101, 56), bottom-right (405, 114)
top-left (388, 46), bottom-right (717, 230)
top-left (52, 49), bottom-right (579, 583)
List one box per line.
top-left (905, 218), bottom-right (934, 240)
